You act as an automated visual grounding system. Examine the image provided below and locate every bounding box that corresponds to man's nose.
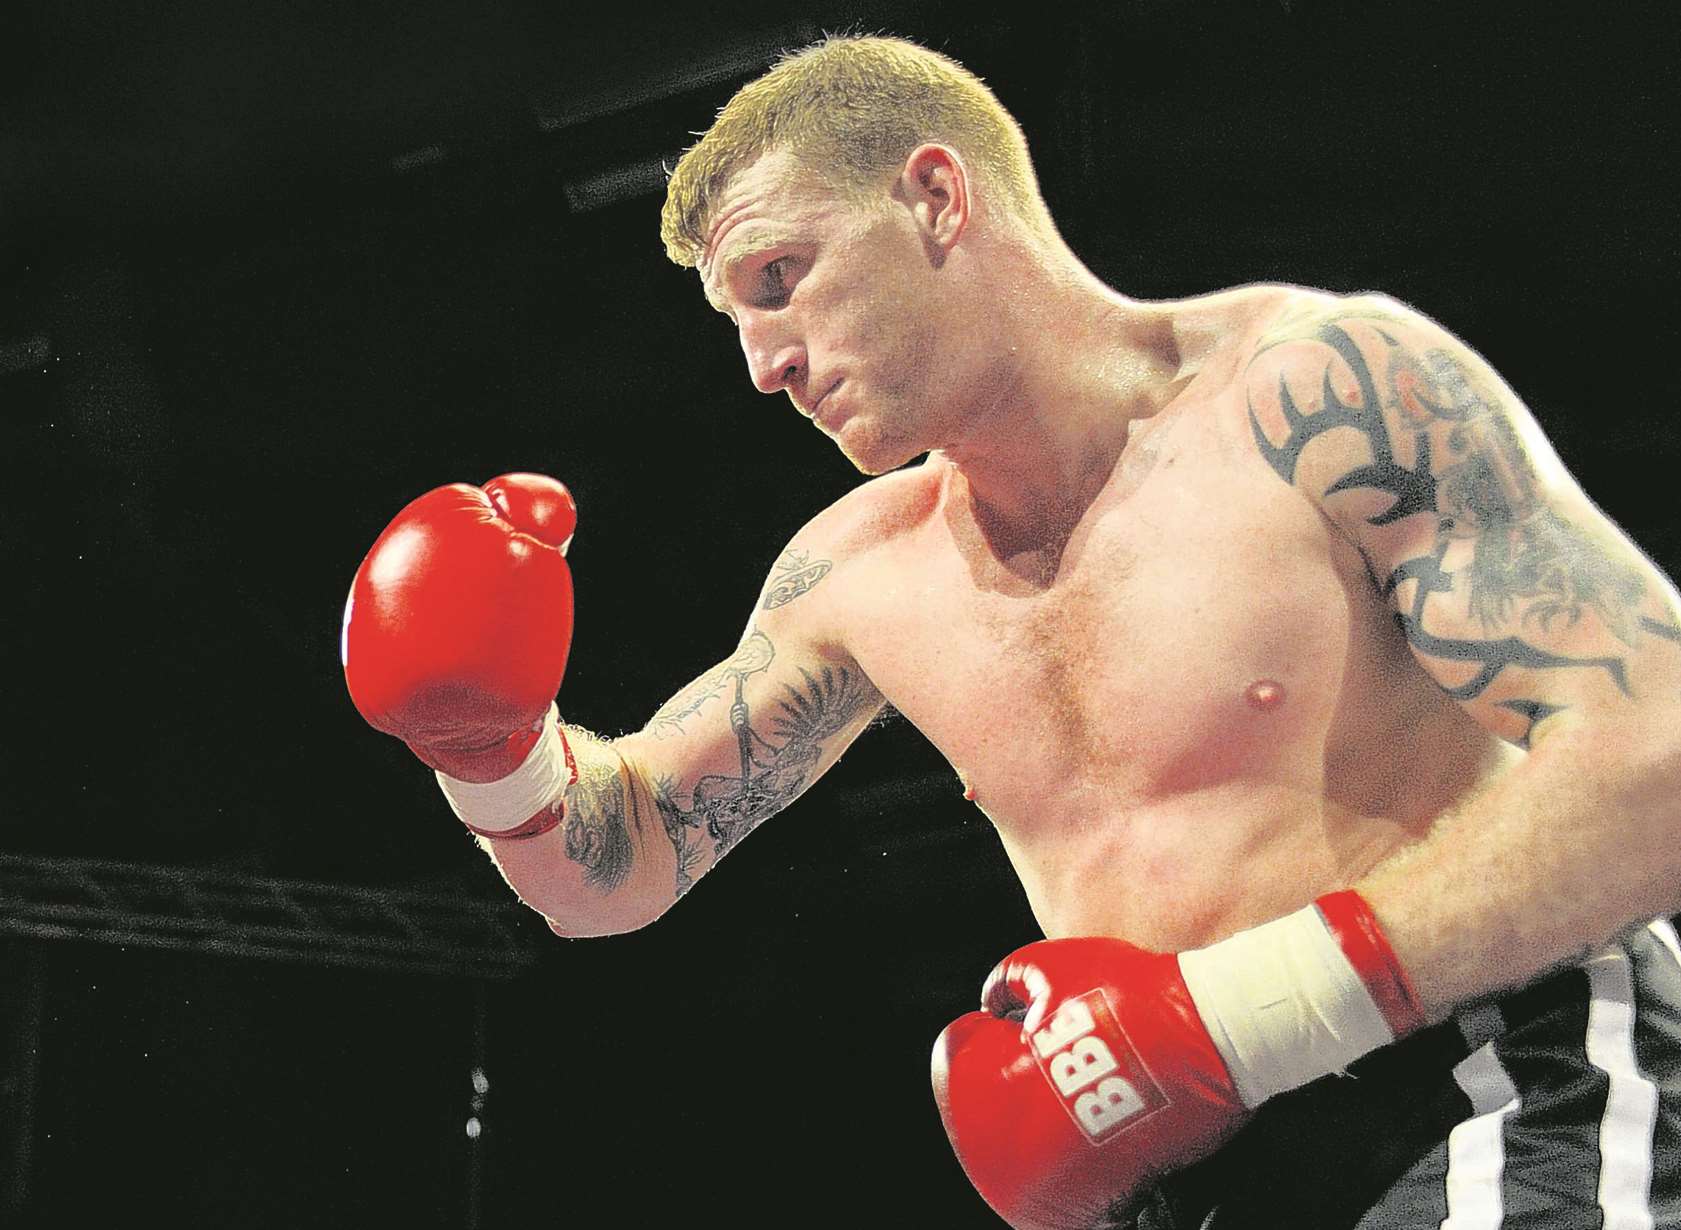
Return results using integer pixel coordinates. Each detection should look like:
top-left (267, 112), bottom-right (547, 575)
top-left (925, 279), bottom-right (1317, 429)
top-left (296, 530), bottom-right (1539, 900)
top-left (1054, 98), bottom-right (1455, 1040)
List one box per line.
top-left (740, 314), bottom-right (805, 395)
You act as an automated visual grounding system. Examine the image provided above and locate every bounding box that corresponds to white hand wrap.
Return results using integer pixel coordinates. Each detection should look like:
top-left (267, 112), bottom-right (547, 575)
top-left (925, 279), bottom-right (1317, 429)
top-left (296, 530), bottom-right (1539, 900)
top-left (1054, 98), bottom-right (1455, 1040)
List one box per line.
top-left (435, 704), bottom-right (575, 835)
top-left (1177, 903), bottom-right (1398, 1108)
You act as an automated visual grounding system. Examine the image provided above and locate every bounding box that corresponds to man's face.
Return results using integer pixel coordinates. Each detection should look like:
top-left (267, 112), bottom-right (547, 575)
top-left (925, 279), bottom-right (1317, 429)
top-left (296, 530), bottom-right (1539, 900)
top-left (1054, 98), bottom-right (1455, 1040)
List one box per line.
top-left (699, 149), bottom-right (951, 475)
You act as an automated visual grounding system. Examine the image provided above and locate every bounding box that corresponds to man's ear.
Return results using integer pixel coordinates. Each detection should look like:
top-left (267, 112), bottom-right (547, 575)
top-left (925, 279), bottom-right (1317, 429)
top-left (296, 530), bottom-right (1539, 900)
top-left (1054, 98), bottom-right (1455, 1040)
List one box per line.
top-left (899, 143), bottom-right (970, 258)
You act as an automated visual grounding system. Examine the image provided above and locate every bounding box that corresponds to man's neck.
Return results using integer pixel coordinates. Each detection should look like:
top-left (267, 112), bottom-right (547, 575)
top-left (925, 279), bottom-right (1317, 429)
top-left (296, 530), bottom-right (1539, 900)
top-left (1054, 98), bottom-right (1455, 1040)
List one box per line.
top-left (933, 270), bottom-right (1186, 543)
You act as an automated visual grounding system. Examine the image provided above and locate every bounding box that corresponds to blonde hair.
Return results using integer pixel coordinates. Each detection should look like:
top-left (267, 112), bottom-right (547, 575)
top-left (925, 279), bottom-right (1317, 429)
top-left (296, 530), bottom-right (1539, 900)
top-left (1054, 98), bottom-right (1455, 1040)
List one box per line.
top-left (660, 34), bottom-right (1049, 267)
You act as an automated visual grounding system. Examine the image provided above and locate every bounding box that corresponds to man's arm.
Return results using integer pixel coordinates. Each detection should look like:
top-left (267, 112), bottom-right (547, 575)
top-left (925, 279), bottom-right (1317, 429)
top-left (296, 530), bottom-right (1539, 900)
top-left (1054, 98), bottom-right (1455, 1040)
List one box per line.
top-left (1245, 294), bottom-right (1681, 1015)
top-left (481, 540), bottom-right (884, 937)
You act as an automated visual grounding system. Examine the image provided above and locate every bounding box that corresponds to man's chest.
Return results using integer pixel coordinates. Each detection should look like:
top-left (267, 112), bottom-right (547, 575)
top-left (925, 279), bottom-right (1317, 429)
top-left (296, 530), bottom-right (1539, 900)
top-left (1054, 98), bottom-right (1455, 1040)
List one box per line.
top-left (845, 428), bottom-right (1378, 809)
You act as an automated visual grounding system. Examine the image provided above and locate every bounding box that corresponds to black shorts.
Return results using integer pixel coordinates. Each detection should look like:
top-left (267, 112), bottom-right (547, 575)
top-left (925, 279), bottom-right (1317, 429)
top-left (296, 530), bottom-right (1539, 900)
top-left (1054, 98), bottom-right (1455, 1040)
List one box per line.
top-left (1137, 919), bottom-right (1681, 1230)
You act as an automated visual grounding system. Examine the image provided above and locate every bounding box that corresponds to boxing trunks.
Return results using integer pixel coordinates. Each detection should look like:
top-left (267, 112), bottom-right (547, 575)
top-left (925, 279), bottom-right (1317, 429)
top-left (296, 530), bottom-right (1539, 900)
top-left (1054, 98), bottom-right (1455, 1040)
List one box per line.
top-left (1135, 918), bottom-right (1681, 1230)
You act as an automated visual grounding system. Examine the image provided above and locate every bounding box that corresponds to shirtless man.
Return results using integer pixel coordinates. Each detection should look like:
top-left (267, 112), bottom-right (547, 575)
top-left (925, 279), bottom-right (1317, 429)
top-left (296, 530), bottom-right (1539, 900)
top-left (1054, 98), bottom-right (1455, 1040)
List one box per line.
top-left (343, 35), bottom-right (1681, 1229)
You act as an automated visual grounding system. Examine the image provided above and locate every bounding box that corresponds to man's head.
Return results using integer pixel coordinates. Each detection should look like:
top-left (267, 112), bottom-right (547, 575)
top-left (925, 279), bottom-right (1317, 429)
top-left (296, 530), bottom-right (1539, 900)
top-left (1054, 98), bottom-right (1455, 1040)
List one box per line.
top-left (660, 34), bottom-right (1052, 269)
top-left (660, 36), bottom-right (1059, 475)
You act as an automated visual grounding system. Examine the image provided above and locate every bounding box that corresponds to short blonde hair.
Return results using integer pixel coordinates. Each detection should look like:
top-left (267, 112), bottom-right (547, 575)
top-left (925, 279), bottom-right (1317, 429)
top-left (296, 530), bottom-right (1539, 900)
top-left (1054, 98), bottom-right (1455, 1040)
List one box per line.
top-left (660, 34), bottom-right (1048, 267)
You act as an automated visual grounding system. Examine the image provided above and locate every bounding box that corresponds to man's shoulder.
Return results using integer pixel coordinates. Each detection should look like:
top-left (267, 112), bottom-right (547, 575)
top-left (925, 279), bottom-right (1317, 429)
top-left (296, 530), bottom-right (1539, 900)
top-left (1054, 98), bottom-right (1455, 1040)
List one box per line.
top-left (1164, 283), bottom-right (1387, 388)
top-left (1248, 286), bottom-right (1430, 353)
top-left (1183, 285), bottom-right (1453, 453)
top-left (753, 464), bottom-right (942, 645)
top-left (793, 462), bottom-right (944, 557)
top-left (1213, 287), bottom-right (1443, 417)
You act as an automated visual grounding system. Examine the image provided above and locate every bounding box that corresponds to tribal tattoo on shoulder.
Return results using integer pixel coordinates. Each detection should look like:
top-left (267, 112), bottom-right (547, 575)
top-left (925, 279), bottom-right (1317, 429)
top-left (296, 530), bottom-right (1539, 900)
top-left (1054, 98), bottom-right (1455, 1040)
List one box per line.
top-left (1247, 312), bottom-right (1671, 738)
top-left (764, 549), bottom-right (834, 610)
top-left (650, 628), bottom-right (872, 898)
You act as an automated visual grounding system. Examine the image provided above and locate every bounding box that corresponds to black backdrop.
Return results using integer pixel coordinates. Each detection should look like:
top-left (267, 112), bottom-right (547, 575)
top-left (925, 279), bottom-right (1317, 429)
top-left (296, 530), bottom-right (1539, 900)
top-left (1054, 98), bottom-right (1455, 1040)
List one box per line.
top-left (3, 1), bottom-right (1678, 1225)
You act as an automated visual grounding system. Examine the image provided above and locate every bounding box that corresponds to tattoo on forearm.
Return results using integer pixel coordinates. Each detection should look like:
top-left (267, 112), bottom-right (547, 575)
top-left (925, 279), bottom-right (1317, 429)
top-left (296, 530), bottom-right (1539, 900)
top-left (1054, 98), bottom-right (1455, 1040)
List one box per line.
top-left (652, 641), bottom-right (872, 897)
top-left (764, 549), bottom-right (834, 610)
top-left (652, 776), bottom-right (708, 898)
top-left (562, 755), bottom-right (639, 894)
top-left (1250, 315), bottom-right (1651, 712)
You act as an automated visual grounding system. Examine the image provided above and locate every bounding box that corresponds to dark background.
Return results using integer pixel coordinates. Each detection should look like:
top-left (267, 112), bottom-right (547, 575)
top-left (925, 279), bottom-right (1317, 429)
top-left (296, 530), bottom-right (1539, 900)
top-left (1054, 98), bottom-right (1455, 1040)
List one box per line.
top-left (3, 0), bottom-right (1677, 1225)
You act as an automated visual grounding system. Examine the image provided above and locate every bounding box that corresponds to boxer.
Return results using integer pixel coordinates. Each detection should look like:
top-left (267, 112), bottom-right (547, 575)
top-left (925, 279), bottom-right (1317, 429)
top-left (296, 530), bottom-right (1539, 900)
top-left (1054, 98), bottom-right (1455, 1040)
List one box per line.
top-left (345, 35), bottom-right (1681, 1228)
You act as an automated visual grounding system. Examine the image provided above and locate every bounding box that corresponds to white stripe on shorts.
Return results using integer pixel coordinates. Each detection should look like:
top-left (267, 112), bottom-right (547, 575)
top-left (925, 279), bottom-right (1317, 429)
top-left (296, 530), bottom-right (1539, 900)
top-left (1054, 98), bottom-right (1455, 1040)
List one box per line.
top-left (1650, 918), bottom-right (1681, 970)
top-left (1440, 1040), bottom-right (1522, 1230)
top-left (1585, 944), bottom-right (1658, 1230)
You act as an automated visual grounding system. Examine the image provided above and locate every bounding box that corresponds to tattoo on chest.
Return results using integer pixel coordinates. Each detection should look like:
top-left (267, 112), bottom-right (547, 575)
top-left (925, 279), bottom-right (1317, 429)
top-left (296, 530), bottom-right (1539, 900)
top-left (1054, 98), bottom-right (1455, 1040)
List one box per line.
top-left (1249, 316), bottom-right (1651, 712)
top-left (764, 549), bottom-right (834, 610)
top-left (650, 630), bottom-right (871, 897)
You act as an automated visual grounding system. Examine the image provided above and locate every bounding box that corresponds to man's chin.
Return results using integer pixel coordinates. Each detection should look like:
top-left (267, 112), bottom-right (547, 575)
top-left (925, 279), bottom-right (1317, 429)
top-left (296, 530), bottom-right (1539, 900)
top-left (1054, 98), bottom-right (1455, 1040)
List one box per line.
top-left (844, 449), bottom-right (918, 478)
top-left (834, 424), bottom-right (920, 476)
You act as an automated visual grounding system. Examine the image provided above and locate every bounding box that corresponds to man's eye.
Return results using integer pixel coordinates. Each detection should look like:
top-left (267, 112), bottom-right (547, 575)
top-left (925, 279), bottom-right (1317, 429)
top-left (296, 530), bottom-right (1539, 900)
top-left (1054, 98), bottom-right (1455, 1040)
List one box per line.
top-left (756, 258), bottom-right (792, 305)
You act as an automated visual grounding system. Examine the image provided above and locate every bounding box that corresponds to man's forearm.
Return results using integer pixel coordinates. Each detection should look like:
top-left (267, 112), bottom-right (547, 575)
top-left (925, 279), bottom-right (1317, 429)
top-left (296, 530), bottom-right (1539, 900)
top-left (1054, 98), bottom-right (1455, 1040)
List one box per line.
top-left (476, 728), bottom-right (682, 938)
top-left (465, 597), bottom-right (881, 934)
top-left (1359, 716), bottom-right (1681, 1018)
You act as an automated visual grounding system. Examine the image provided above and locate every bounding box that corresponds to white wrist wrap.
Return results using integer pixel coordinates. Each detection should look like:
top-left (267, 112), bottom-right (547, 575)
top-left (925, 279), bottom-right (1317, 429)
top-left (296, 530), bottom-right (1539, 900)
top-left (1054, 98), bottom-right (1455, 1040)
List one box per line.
top-left (435, 704), bottom-right (572, 834)
top-left (1177, 904), bottom-right (1396, 1108)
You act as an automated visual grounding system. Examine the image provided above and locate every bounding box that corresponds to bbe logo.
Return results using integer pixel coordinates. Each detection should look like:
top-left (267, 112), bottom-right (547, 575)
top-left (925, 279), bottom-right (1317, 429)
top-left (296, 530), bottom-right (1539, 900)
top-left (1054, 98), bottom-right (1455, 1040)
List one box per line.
top-left (1029, 990), bottom-right (1168, 1143)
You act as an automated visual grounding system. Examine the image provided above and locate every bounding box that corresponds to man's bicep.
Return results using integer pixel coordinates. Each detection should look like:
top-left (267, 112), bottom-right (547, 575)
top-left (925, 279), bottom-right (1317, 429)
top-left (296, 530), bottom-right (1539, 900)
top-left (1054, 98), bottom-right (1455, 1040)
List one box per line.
top-left (1245, 300), bottom-right (1681, 746)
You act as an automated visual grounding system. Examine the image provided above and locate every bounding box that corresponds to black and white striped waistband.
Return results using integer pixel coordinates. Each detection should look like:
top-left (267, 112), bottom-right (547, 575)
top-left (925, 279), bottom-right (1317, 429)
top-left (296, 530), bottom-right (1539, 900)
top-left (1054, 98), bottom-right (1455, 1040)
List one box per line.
top-left (1435, 918), bottom-right (1681, 1230)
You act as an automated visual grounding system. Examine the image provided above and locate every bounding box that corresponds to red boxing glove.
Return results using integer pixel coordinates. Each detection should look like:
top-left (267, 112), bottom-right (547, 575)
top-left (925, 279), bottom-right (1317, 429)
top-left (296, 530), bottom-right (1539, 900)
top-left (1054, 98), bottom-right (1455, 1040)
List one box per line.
top-left (931, 892), bottom-right (1424, 1230)
top-left (342, 473), bottom-right (578, 828)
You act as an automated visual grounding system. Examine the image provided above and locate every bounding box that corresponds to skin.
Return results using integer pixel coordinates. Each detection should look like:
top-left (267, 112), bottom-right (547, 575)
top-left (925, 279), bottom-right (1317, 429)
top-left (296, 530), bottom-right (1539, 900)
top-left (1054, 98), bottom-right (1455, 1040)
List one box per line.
top-left (483, 142), bottom-right (1681, 1021)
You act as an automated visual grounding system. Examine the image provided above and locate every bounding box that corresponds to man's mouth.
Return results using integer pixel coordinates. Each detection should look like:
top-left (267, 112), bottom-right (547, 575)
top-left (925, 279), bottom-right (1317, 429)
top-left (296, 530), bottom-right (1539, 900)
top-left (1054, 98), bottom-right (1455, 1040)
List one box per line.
top-left (811, 379), bottom-right (844, 428)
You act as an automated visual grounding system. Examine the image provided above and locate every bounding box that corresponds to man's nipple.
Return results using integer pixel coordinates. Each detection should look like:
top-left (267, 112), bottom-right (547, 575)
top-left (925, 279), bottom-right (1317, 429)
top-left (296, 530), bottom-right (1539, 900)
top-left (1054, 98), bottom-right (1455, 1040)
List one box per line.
top-left (1244, 679), bottom-right (1286, 711)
